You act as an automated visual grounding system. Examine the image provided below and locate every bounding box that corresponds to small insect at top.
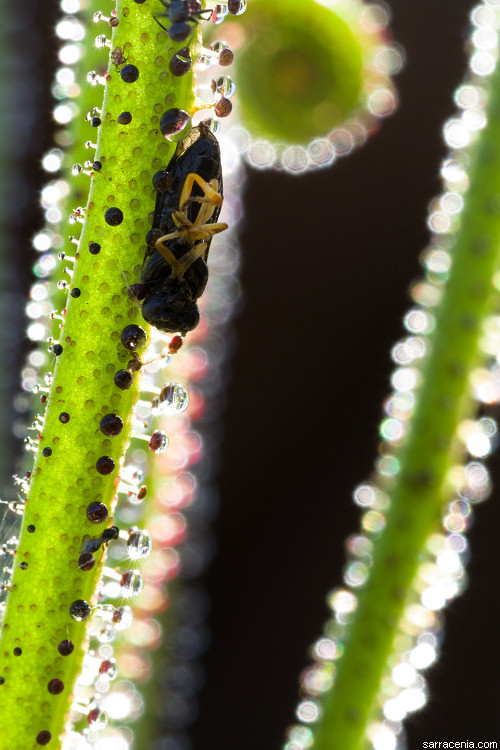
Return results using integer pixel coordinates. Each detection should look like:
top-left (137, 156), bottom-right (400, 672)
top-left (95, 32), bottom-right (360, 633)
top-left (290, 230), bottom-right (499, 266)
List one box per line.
top-left (155, 0), bottom-right (212, 42)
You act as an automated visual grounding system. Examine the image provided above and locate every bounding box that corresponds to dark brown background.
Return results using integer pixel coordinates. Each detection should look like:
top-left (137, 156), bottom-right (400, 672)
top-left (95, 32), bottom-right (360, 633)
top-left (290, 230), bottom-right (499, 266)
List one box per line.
top-left (10, 1), bottom-right (499, 747)
top-left (195, 2), bottom-right (500, 748)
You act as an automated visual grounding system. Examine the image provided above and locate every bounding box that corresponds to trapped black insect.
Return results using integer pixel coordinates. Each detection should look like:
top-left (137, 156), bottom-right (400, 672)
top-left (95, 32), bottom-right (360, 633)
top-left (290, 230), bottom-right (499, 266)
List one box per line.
top-left (140, 122), bottom-right (228, 335)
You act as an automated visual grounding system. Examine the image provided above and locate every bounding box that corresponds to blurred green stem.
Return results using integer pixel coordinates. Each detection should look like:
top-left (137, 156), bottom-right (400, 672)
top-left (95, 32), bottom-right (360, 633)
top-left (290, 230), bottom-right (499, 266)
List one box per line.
top-left (315, 58), bottom-right (500, 750)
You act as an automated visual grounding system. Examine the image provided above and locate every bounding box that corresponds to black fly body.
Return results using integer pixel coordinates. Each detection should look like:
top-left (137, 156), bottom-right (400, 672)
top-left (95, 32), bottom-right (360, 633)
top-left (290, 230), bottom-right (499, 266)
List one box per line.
top-left (139, 123), bottom-right (228, 335)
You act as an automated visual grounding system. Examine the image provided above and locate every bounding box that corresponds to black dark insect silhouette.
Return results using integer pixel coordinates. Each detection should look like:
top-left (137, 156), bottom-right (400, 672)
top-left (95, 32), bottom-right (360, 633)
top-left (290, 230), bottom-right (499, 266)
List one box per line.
top-left (139, 122), bottom-right (227, 335)
top-left (155, 0), bottom-right (212, 42)
top-left (80, 526), bottom-right (119, 556)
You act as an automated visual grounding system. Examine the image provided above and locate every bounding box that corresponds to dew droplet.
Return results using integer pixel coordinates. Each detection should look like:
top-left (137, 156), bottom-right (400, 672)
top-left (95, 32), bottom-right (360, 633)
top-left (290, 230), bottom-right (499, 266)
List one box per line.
top-left (157, 383), bottom-right (189, 414)
top-left (205, 117), bottom-right (222, 134)
top-left (104, 207), bottom-right (124, 226)
top-left (122, 465), bottom-right (144, 484)
top-left (127, 529), bottom-right (153, 559)
top-left (114, 369), bottom-right (133, 390)
top-left (169, 46), bottom-right (192, 76)
top-left (96, 622), bottom-right (116, 643)
top-left (160, 108), bottom-right (192, 141)
top-left (168, 335), bottom-right (183, 353)
top-left (78, 553), bottom-right (96, 571)
top-left (120, 64), bottom-right (139, 83)
top-left (120, 570), bottom-right (143, 596)
top-left (87, 708), bottom-right (108, 729)
top-left (99, 659), bottom-right (119, 680)
top-left (95, 34), bottom-right (110, 49)
top-left (212, 3), bottom-right (228, 23)
top-left (210, 41), bottom-right (234, 66)
top-left (211, 75), bottom-right (236, 99)
top-left (296, 699), bottom-right (321, 723)
top-left (471, 49), bottom-right (497, 76)
top-left (47, 678), bottom-right (64, 694)
top-left (96, 456), bottom-right (115, 475)
top-left (287, 724), bottom-right (314, 749)
top-left (117, 111), bottom-right (132, 124)
top-left (308, 138), bottom-right (335, 167)
top-left (121, 324), bottom-right (147, 350)
top-left (58, 639), bottom-right (74, 656)
top-left (214, 97), bottom-right (232, 118)
top-left (100, 413), bottom-right (124, 436)
top-left (282, 145), bottom-right (309, 173)
top-left (111, 605), bottom-right (133, 630)
top-left (149, 430), bottom-right (169, 453)
top-left (36, 731), bottom-right (52, 746)
top-left (248, 141), bottom-right (276, 168)
top-left (70, 599), bottom-right (92, 621)
top-left (228, 0), bottom-right (246, 15)
top-left (86, 501), bottom-right (109, 523)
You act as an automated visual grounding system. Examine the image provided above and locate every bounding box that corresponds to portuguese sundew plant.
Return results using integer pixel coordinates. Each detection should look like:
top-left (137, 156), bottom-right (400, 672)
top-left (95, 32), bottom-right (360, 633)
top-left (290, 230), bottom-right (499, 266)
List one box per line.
top-left (1, 0), bottom-right (500, 749)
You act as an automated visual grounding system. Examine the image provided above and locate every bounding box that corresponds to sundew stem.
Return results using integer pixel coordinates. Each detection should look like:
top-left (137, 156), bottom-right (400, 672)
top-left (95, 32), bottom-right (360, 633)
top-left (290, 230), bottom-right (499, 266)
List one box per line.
top-left (0, 1), bottom-right (198, 747)
top-left (313, 55), bottom-right (500, 750)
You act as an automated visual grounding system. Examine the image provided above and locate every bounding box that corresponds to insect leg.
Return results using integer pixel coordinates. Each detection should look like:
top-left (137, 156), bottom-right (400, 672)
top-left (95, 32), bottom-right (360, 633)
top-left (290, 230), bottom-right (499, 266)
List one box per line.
top-left (156, 220), bottom-right (228, 246)
top-left (192, 8), bottom-right (213, 19)
top-left (178, 173), bottom-right (223, 211)
top-left (155, 174), bottom-right (228, 244)
top-left (154, 239), bottom-right (180, 274)
top-left (173, 241), bottom-right (209, 278)
top-left (153, 15), bottom-right (170, 32)
top-left (154, 237), bottom-right (208, 279)
top-left (152, 168), bottom-right (228, 278)
top-left (171, 199), bottom-right (217, 229)
top-left (186, 180), bottom-right (224, 225)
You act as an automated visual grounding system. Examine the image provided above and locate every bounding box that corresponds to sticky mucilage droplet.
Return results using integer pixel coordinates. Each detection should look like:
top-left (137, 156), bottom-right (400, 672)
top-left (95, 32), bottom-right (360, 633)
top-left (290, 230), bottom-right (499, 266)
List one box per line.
top-left (153, 383), bottom-right (189, 415)
top-left (160, 108), bottom-right (192, 141)
top-left (69, 599), bottom-right (92, 621)
top-left (120, 324), bottom-right (147, 351)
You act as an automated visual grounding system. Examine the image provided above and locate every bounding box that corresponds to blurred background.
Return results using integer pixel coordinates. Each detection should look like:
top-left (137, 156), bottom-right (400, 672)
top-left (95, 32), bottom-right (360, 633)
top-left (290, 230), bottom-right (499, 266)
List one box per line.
top-left (5, 0), bottom-right (499, 747)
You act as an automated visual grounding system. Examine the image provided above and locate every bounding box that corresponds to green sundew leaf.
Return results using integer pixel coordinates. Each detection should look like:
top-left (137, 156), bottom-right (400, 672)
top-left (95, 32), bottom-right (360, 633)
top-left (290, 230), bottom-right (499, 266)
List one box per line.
top-left (233, 0), bottom-right (366, 143)
top-left (0, 0), bottom-right (199, 746)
